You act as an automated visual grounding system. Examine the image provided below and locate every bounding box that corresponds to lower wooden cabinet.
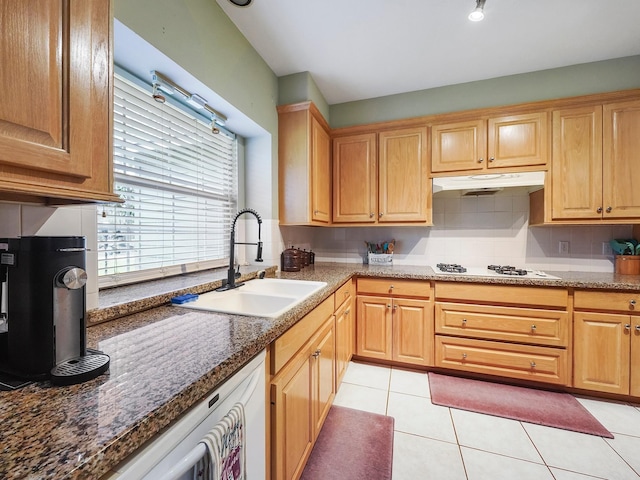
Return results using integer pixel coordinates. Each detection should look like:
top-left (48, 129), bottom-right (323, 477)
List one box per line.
top-left (573, 311), bottom-right (640, 396)
top-left (356, 295), bottom-right (432, 366)
top-left (335, 294), bottom-right (354, 386)
top-left (271, 317), bottom-right (335, 480)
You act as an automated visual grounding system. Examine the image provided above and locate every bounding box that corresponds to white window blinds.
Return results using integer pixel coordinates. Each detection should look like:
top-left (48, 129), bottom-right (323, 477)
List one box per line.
top-left (98, 73), bottom-right (237, 287)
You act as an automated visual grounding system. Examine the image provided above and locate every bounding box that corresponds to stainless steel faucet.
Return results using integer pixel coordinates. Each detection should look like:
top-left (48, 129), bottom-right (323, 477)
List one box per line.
top-left (217, 208), bottom-right (263, 291)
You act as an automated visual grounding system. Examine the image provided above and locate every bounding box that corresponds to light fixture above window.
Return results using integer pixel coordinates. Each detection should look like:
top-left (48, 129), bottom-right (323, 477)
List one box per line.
top-left (468, 0), bottom-right (486, 22)
top-left (150, 70), bottom-right (228, 128)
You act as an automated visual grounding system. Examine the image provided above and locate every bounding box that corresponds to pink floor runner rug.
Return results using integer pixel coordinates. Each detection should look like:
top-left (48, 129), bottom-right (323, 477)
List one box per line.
top-left (429, 372), bottom-right (613, 438)
top-left (301, 406), bottom-right (394, 480)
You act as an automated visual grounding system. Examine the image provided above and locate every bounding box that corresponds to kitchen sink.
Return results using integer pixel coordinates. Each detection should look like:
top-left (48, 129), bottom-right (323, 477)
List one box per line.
top-left (173, 278), bottom-right (327, 318)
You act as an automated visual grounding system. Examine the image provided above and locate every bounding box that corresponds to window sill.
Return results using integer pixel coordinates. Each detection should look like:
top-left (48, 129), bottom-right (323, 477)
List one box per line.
top-left (88, 264), bottom-right (278, 326)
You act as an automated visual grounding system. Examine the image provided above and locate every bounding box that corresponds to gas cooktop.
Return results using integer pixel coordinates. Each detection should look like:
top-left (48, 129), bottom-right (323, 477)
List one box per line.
top-left (433, 263), bottom-right (561, 280)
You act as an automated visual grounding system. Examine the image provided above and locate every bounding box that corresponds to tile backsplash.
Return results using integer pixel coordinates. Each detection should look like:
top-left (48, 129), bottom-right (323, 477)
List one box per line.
top-left (280, 189), bottom-right (632, 273)
top-left (0, 190), bottom-right (633, 312)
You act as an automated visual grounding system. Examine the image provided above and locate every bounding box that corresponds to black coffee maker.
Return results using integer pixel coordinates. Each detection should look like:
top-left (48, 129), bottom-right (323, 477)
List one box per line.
top-left (0, 236), bottom-right (109, 388)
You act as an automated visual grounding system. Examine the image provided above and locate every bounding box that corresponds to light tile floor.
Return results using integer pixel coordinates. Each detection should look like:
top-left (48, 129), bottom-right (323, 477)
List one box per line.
top-left (333, 361), bottom-right (640, 480)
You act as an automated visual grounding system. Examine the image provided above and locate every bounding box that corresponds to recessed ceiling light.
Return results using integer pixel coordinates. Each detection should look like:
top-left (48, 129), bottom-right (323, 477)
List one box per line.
top-left (228, 0), bottom-right (252, 6)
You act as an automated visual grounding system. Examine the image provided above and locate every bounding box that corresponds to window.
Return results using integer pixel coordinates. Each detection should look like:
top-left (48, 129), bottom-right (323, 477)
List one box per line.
top-left (98, 71), bottom-right (238, 287)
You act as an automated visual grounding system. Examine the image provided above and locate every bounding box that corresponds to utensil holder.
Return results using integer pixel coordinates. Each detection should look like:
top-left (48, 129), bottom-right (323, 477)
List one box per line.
top-left (615, 255), bottom-right (640, 275)
top-left (367, 253), bottom-right (393, 265)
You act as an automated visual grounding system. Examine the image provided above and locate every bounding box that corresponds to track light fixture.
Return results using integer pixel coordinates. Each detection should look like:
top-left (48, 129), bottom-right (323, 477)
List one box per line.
top-left (150, 70), bottom-right (228, 128)
top-left (468, 0), bottom-right (486, 22)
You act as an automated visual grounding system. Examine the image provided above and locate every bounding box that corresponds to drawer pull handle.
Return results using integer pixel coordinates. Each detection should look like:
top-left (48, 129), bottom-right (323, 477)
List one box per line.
top-left (345, 308), bottom-right (350, 316)
top-left (625, 324), bottom-right (631, 331)
top-left (531, 324), bottom-right (537, 332)
top-left (312, 349), bottom-right (321, 359)
top-left (631, 299), bottom-right (637, 306)
top-left (462, 353), bottom-right (467, 360)
top-left (462, 318), bottom-right (467, 326)
top-left (530, 361), bottom-right (536, 368)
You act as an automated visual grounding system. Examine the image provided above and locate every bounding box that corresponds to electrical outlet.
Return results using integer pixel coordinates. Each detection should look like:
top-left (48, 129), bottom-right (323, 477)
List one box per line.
top-left (602, 242), bottom-right (613, 255)
top-left (559, 241), bottom-right (570, 255)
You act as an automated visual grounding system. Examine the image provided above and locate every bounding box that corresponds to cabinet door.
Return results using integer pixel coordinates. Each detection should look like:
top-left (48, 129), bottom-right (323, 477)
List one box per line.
top-left (487, 112), bottom-right (548, 169)
top-left (551, 106), bottom-right (603, 220)
top-left (603, 100), bottom-right (640, 218)
top-left (0, 0), bottom-right (116, 202)
top-left (271, 352), bottom-right (313, 480)
top-left (393, 298), bottom-right (432, 366)
top-left (573, 312), bottom-right (630, 395)
top-left (431, 120), bottom-right (486, 173)
top-left (313, 321), bottom-right (335, 435)
top-left (631, 321), bottom-right (640, 397)
top-left (311, 115), bottom-right (331, 223)
top-left (335, 299), bottom-right (353, 386)
top-left (332, 133), bottom-right (377, 223)
top-left (379, 127), bottom-right (430, 223)
top-left (356, 296), bottom-right (392, 360)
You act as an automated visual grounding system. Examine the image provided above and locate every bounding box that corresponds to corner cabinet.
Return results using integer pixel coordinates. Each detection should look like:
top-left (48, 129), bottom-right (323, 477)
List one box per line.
top-left (431, 112), bottom-right (548, 174)
top-left (355, 278), bottom-right (433, 366)
top-left (278, 102), bottom-right (331, 225)
top-left (0, 0), bottom-right (120, 204)
top-left (332, 126), bottom-right (431, 225)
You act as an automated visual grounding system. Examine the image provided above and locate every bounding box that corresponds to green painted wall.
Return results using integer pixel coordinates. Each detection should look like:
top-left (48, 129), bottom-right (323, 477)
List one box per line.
top-left (278, 72), bottom-right (330, 122)
top-left (329, 55), bottom-right (640, 128)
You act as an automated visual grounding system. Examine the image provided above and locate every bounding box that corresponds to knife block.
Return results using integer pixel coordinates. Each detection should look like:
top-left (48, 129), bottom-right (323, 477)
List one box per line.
top-left (615, 255), bottom-right (640, 275)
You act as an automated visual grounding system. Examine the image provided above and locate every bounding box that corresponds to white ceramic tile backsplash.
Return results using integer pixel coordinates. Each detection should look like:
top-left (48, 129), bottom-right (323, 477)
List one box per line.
top-left (280, 190), bottom-right (632, 273)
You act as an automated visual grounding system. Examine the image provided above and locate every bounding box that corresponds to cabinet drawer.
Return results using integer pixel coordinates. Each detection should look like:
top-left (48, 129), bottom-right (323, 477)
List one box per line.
top-left (271, 296), bottom-right (334, 374)
top-left (357, 277), bottom-right (430, 298)
top-left (334, 279), bottom-right (353, 310)
top-left (435, 282), bottom-right (567, 309)
top-left (435, 303), bottom-right (568, 347)
top-left (435, 336), bottom-right (568, 385)
top-left (574, 290), bottom-right (640, 313)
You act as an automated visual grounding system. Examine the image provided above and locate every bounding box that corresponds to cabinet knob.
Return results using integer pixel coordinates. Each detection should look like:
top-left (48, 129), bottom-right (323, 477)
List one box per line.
top-left (606, 206), bottom-right (612, 213)
top-left (345, 308), bottom-right (350, 316)
top-left (478, 158), bottom-right (484, 163)
top-left (530, 361), bottom-right (536, 368)
top-left (489, 157), bottom-right (495, 162)
top-left (389, 285), bottom-right (394, 290)
top-left (531, 324), bottom-right (537, 332)
top-left (312, 349), bottom-right (321, 358)
top-left (630, 299), bottom-right (636, 307)
top-left (635, 325), bottom-right (640, 332)
top-left (369, 213), bottom-right (374, 218)
top-left (597, 207), bottom-right (603, 213)
top-left (379, 212), bottom-right (384, 217)
top-left (625, 324), bottom-right (631, 331)
top-left (314, 210), bottom-right (319, 214)
top-left (462, 353), bottom-right (467, 360)
top-left (387, 304), bottom-right (392, 308)
top-left (462, 318), bottom-right (467, 326)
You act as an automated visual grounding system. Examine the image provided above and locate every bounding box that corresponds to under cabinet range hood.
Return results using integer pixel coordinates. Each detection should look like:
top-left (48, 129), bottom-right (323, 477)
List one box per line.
top-left (432, 171), bottom-right (545, 196)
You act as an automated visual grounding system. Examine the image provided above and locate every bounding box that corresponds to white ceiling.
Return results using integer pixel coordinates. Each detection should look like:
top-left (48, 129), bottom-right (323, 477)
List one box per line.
top-left (216, 0), bottom-right (640, 105)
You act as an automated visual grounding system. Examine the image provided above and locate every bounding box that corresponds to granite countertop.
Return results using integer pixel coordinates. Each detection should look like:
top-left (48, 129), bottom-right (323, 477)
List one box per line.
top-left (3, 263), bottom-right (640, 479)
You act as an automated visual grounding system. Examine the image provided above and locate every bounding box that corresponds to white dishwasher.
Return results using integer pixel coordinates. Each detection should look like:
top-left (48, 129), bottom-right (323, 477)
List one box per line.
top-left (111, 350), bottom-right (266, 480)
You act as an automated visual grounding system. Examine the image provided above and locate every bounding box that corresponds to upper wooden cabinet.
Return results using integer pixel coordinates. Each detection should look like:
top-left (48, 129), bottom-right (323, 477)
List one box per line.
top-left (431, 112), bottom-right (548, 174)
top-left (0, 0), bottom-right (120, 204)
top-left (332, 126), bottom-right (431, 225)
top-left (278, 102), bottom-right (331, 225)
top-left (532, 98), bottom-right (640, 224)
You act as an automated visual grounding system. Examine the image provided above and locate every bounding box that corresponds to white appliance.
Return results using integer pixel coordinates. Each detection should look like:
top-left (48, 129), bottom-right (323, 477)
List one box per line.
top-left (432, 171), bottom-right (545, 195)
top-left (432, 264), bottom-right (561, 280)
top-left (112, 350), bottom-right (266, 480)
